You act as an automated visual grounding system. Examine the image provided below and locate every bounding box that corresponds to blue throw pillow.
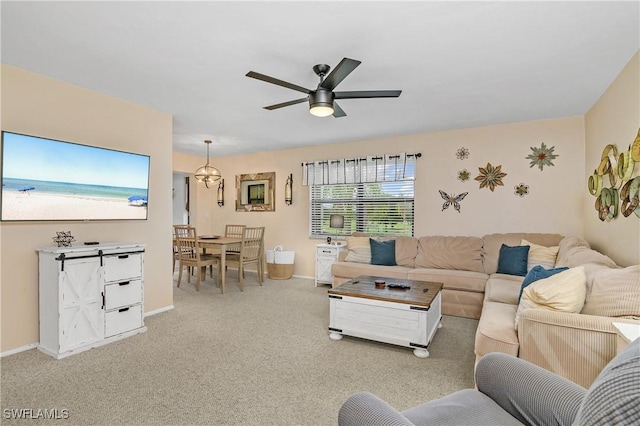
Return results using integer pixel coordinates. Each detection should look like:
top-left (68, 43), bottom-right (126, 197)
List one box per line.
top-left (370, 238), bottom-right (396, 266)
top-left (518, 265), bottom-right (569, 302)
top-left (496, 244), bottom-right (530, 276)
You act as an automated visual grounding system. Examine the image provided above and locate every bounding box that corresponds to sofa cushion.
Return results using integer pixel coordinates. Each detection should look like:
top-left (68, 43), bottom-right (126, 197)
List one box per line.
top-left (344, 236), bottom-right (371, 263)
top-left (581, 265), bottom-right (640, 318)
top-left (521, 239), bottom-right (559, 270)
top-left (489, 273), bottom-right (525, 282)
top-left (370, 238), bottom-right (396, 266)
top-left (331, 261), bottom-right (412, 281)
top-left (518, 265), bottom-right (569, 303)
top-left (482, 233), bottom-right (564, 274)
top-left (514, 266), bottom-right (586, 330)
top-left (440, 289), bottom-right (484, 319)
top-left (555, 236), bottom-right (617, 268)
top-left (415, 236), bottom-right (484, 273)
top-left (395, 236), bottom-right (418, 268)
top-left (496, 244), bottom-right (530, 276)
top-left (408, 268), bottom-right (487, 293)
top-left (484, 277), bottom-right (522, 305)
top-left (475, 301), bottom-right (519, 358)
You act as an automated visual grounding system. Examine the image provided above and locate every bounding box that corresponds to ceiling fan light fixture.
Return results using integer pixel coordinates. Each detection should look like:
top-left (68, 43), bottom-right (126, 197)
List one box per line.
top-left (310, 105), bottom-right (334, 117)
top-left (194, 140), bottom-right (222, 188)
top-left (246, 58), bottom-right (402, 118)
top-left (309, 90), bottom-right (334, 117)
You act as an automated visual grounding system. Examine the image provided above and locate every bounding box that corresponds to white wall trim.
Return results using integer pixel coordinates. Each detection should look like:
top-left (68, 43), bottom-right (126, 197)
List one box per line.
top-left (292, 274), bottom-right (314, 280)
top-left (144, 305), bottom-right (174, 317)
top-left (1, 343), bottom-right (37, 358)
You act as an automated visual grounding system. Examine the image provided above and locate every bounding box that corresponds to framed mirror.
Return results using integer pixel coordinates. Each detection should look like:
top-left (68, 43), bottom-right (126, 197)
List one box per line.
top-left (236, 172), bottom-right (275, 212)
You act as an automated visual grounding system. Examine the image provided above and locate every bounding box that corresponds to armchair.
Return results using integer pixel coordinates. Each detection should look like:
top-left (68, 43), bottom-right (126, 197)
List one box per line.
top-left (338, 338), bottom-right (639, 425)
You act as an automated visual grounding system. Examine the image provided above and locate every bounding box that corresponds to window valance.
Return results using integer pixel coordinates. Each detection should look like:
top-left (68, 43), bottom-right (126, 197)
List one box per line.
top-left (301, 152), bottom-right (421, 185)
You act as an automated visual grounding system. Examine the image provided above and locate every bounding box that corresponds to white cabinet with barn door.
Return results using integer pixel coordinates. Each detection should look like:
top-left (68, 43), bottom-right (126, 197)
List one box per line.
top-left (37, 243), bottom-right (146, 359)
top-left (315, 243), bottom-right (347, 287)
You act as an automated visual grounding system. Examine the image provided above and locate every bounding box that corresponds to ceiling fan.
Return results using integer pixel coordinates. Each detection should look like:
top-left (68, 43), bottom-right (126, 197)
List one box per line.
top-left (246, 57), bottom-right (402, 118)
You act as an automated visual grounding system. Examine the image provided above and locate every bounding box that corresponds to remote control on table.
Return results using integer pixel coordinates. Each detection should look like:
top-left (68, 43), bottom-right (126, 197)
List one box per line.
top-left (387, 283), bottom-right (411, 290)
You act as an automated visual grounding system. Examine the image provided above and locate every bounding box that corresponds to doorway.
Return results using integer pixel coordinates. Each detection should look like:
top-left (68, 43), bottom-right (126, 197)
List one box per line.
top-left (172, 172), bottom-right (190, 225)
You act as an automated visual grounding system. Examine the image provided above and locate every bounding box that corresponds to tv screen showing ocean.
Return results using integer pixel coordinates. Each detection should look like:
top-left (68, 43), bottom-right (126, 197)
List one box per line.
top-left (2, 178), bottom-right (147, 200)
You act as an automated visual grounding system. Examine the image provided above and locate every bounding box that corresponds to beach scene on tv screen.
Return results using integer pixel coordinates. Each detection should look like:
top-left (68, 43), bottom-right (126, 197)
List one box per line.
top-left (1, 132), bottom-right (149, 221)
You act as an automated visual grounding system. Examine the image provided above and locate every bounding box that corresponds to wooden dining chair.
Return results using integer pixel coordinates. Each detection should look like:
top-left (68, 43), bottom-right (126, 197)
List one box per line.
top-left (174, 225), bottom-right (218, 291)
top-left (224, 226), bottom-right (265, 291)
top-left (225, 224), bottom-right (246, 238)
top-left (224, 225), bottom-right (246, 255)
top-left (173, 225), bottom-right (193, 272)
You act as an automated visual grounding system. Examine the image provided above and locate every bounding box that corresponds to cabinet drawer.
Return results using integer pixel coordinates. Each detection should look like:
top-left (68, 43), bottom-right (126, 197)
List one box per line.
top-left (105, 304), bottom-right (142, 338)
top-left (103, 253), bottom-right (142, 282)
top-left (317, 247), bottom-right (339, 257)
top-left (104, 279), bottom-right (142, 310)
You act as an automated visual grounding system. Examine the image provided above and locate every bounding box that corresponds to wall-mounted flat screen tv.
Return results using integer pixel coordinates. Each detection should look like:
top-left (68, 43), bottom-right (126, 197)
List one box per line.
top-left (1, 131), bottom-right (150, 221)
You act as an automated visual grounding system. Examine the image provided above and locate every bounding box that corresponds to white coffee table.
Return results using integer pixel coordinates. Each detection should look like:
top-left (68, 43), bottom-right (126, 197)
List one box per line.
top-left (328, 276), bottom-right (443, 358)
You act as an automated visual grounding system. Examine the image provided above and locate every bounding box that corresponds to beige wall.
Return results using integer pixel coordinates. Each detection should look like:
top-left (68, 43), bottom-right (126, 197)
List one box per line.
top-left (0, 64), bottom-right (174, 353)
top-left (585, 51), bottom-right (640, 266)
top-left (5, 50), bottom-right (636, 354)
top-left (178, 116), bottom-right (586, 279)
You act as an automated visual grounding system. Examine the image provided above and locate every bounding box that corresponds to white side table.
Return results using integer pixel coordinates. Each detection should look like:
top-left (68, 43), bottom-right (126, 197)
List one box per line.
top-left (612, 322), bottom-right (640, 354)
top-left (315, 243), bottom-right (347, 287)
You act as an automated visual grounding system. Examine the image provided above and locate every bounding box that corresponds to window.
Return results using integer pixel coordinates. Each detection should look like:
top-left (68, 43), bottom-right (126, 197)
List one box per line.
top-left (303, 152), bottom-right (420, 238)
top-left (310, 180), bottom-right (415, 237)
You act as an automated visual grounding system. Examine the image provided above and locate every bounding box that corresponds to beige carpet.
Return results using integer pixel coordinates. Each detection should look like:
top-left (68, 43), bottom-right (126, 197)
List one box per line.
top-left (1, 271), bottom-right (478, 425)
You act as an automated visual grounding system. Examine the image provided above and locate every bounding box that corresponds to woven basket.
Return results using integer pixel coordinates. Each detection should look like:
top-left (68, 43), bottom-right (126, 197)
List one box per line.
top-left (267, 263), bottom-right (294, 280)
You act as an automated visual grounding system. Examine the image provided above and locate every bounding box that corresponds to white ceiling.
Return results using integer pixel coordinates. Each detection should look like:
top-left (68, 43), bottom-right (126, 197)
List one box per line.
top-left (2, 1), bottom-right (639, 158)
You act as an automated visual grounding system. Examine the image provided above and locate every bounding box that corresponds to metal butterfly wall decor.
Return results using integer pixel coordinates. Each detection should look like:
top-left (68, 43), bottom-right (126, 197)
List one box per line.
top-left (439, 190), bottom-right (468, 213)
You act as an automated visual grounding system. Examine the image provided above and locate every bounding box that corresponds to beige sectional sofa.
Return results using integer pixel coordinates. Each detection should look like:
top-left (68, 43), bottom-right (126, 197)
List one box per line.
top-left (331, 233), bottom-right (640, 387)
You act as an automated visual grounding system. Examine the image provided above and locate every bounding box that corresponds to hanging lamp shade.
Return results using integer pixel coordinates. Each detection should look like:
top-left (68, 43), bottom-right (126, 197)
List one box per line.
top-left (195, 140), bottom-right (222, 188)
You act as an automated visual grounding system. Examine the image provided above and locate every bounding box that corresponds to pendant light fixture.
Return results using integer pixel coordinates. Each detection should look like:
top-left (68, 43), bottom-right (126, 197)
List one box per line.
top-left (194, 140), bottom-right (221, 188)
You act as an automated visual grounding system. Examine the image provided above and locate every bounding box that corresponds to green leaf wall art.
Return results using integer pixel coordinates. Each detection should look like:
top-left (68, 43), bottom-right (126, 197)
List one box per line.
top-left (526, 142), bottom-right (558, 171)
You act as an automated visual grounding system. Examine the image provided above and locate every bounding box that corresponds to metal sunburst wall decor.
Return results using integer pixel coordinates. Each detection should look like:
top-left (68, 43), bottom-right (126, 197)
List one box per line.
top-left (514, 183), bottom-right (530, 197)
top-left (526, 142), bottom-right (558, 171)
top-left (475, 162), bottom-right (507, 192)
top-left (52, 231), bottom-right (76, 247)
top-left (456, 147), bottom-right (470, 160)
top-left (457, 169), bottom-right (470, 182)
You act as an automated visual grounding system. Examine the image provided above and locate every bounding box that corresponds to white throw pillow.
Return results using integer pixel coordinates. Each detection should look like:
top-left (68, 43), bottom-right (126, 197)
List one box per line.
top-left (521, 239), bottom-right (559, 271)
top-left (344, 236), bottom-right (371, 263)
top-left (515, 266), bottom-right (586, 330)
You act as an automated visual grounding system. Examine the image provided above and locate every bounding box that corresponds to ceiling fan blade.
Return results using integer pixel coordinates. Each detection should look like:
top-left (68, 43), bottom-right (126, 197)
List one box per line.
top-left (246, 71), bottom-right (311, 94)
top-left (264, 97), bottom-right (309, 110)
top-left (335, 90), bottom-right (402, 99)
top-left (320, 58), bottom-right (361, 91)
top-left (332, 102), bottom-right (347, 118)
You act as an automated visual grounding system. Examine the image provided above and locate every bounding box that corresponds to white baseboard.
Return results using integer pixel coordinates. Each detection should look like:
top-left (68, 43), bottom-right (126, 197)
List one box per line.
top-left (292, 274), bottom-right (314, 280)
top-left (1, 343), bottom-right (37, 358)
top-left (144, 305), bottom-right (174, 317)
top-left (227, 268), bottom-right (313, 281)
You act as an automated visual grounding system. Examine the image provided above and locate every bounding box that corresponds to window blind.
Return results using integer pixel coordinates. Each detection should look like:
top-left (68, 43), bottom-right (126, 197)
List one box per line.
top-left (302, 153), bottom-right (420, 185)
top-left (306, 152), bottom-right (419, 238)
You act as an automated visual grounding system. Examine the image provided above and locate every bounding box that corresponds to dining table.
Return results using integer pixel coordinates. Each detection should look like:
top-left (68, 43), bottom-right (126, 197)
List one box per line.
top-left (198, 236), bottom-right (242, 294)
